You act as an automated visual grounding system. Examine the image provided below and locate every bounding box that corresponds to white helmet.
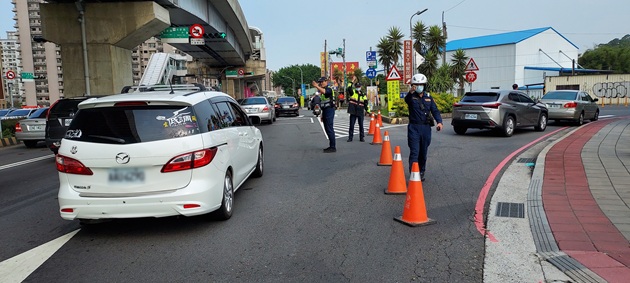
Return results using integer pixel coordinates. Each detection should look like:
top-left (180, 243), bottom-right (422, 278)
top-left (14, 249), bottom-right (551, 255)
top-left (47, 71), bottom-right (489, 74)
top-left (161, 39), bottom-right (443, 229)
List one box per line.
top-left (411, 74), bottom-right (428, 85)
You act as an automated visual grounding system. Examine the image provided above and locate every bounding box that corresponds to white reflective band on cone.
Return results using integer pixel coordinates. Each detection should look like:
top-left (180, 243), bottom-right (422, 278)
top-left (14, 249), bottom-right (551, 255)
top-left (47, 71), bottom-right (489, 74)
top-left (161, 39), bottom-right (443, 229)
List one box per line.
top-left (409, 171), bottom-right (421, 181)
top-left (393, 153), bottom-right (402, 161)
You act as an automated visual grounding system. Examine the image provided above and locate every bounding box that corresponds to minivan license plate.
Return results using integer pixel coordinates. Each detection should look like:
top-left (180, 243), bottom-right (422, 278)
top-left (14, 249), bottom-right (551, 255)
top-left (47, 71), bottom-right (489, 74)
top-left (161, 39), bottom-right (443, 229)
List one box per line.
top-left (109, 168), bottom-right (145, 184)
top-left (465, 114), bottom-right (478, 120)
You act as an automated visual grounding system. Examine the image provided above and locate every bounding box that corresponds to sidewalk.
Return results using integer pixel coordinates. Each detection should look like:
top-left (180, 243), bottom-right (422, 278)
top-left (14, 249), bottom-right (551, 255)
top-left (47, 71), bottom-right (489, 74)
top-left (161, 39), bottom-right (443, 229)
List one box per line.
top-left (485, 117), bottom-right (630, 283)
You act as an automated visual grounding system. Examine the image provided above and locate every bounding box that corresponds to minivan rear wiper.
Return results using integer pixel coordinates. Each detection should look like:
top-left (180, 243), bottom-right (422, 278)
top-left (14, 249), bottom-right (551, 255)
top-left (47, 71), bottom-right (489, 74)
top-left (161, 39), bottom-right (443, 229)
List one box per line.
top-left (88, 135), bottom-right (126, 144)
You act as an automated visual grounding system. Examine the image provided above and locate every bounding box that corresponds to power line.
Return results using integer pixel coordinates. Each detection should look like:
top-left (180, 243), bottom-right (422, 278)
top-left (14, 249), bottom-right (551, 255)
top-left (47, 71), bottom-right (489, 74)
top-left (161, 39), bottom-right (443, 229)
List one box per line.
top-left (447, 24), bottom-right (626, 36)
top-left (444, 0), bottom-right (468, 13)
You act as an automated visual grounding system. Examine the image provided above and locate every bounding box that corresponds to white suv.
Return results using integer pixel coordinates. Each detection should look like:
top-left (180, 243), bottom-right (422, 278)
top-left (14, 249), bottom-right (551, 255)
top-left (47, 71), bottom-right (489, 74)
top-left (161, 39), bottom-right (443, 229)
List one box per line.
top-left (56, 85), bottom-right (264, 223)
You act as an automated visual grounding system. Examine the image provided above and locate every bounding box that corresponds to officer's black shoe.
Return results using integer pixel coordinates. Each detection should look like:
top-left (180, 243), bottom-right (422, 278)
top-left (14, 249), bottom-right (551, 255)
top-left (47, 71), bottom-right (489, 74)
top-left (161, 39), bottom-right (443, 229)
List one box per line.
top-left (347, 138), bottom-right (352, 142)
top-left (323, 147), bottom-right (336, 153)
top-left (420, 172), bottom-right (426, 182)
top-left (360, 138), bottom-right (365, 142)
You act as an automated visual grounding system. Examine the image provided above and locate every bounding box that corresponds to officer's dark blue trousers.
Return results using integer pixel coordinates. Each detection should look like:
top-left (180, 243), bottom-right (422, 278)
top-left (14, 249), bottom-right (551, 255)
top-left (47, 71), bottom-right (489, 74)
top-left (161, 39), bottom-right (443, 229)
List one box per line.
top-left (322, 107), bottom-right (336, 148)
top-left (348, 114), bottom-right (364, 140)
top-left (407, 123), bottom-right (431, 173)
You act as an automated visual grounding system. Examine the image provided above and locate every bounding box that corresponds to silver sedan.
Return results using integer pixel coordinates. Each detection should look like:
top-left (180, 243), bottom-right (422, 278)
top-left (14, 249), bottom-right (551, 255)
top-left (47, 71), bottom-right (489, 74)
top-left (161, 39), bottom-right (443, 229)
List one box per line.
top-left (540, 90), bottom-right (599, 125)
top-left (240, 96), bottom-right (276, 124)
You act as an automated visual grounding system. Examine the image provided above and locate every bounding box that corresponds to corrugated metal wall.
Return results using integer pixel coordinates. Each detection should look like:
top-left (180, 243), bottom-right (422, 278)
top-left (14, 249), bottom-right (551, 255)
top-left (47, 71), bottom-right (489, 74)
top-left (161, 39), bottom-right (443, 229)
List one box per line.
top-left (546, 74), bottom-right (630, 105)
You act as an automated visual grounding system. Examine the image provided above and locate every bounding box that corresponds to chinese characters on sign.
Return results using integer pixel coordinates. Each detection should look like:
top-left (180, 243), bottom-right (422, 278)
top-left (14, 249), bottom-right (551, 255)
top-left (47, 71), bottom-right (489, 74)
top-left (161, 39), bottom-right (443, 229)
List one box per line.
top-left (404, 40), bottom-right (412, 84)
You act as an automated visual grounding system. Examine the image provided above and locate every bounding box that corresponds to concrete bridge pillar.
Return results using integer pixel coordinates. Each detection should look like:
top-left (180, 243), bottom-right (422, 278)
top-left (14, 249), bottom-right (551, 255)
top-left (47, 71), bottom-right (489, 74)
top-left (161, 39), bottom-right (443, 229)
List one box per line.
top-left (41, 1), bottom-right (170, 97)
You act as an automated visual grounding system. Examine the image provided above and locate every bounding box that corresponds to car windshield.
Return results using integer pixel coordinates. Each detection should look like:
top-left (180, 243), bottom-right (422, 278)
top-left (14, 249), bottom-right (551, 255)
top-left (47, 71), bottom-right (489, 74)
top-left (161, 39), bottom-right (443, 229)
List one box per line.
top-left (28, 108), bottom-right (49, 118)
top-left (65, 106), bottom-right (200, 144)
top-left (277, 97), bottom-right (296, 103)
top-left (241, 97), bottom-right (267, 105)
top-left (542, 91), bottom-right (578, 100)
top-left (460, 92), bottom-right (500, 103)
top-left (7, 109), bottom-right (31, 116)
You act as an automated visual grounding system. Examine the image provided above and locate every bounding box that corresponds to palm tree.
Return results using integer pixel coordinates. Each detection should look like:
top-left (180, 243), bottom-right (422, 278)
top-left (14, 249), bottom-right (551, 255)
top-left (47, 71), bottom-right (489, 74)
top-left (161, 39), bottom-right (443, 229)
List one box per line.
top-left (425, 25), bottom-right (446, 57)
top-left (376, 36), bottom-right (393, 74)
top-left (386, 26), bottom-right (405, 67)
top-left (412, 21), bottom-right (428, 56)
top-left (417, 50), bottom-right (439, 79)
top-left (450, 49), bottom-right (469, 96)
top-left (429, 64), bottom-right (454, 93)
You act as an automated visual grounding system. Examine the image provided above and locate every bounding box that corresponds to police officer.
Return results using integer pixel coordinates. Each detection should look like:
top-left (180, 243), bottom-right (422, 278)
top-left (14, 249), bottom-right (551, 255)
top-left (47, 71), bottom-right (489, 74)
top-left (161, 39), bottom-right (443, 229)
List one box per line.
top-left (312, 77), bottom-right (336, 153)
top-left (405, 73), bottom-right (443, 181)
top-left (346, 81), bottom-right (367, 142)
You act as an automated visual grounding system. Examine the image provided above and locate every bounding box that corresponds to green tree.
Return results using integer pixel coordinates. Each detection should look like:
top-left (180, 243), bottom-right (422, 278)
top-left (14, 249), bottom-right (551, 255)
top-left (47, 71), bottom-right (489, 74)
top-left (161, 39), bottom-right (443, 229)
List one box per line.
top-left (376, 27), bottom-right (405, 74)
top-left (376, 36), bottom-right (393, 74)
top-left (412, 21), bottom-right (428, 57)
top-left (579, 35), bottom-right (630, 73)
top-left (429, 64), bottom-right (454, 93)
top-left (273, 64), bottom-right (321, 97)
top-left (417, 50), bottom-right (439, 79)
top-left (450, 49), bottom-right (469, 96)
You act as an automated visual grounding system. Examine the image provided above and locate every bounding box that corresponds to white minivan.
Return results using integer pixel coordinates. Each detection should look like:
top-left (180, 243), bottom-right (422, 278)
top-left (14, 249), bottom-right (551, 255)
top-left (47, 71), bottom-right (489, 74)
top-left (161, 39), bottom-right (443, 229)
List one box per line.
top-left (56, 85), bottom-right (264, 224)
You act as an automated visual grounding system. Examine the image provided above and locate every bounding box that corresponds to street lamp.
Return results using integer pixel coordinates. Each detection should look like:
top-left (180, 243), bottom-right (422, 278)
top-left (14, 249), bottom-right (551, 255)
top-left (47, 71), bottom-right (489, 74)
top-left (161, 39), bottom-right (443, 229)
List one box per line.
top-left (410, 8), bottom-right (428, 73)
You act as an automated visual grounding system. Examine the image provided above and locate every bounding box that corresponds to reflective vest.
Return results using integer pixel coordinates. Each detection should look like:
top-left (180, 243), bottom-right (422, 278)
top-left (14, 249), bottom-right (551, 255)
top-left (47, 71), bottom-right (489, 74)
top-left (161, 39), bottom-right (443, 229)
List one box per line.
top-left (347, 84), bottom-right (366, 115)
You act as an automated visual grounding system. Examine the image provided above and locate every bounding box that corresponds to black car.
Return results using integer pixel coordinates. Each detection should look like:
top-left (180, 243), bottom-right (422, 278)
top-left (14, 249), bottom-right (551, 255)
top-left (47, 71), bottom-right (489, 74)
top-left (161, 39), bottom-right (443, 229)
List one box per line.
top-left (45, 97), bottom-right (93, 154)
top-left (274, 96), bottom-right (299, 117)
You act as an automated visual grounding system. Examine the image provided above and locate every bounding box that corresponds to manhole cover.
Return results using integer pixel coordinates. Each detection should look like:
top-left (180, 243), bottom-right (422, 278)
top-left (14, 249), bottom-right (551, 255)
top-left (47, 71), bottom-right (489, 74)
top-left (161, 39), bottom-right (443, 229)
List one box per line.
top-left (495, 202), bottom-right (525, 218)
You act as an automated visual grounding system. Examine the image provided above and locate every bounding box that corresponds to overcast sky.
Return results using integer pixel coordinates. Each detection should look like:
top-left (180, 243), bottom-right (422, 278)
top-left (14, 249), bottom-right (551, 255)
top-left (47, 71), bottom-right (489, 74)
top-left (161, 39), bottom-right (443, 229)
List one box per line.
top-left (1, 1), bottom-right (627, 73)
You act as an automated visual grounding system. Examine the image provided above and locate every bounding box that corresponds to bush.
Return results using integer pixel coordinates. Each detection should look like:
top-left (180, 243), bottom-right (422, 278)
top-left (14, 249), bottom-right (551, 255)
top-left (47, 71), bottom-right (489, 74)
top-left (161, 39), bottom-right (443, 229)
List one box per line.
top-left (1, 119), bottom-right (18, 138)
top-left (388, 92), bottom-right (461, 117)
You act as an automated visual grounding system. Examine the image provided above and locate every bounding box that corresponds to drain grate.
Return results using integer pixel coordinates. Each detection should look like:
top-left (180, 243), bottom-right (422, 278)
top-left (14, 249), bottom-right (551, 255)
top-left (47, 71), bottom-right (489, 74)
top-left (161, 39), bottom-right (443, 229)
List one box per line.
top-left (496, 202), bottom-right (525, 218)
top-left (517, 157), bottom-right (536, 163)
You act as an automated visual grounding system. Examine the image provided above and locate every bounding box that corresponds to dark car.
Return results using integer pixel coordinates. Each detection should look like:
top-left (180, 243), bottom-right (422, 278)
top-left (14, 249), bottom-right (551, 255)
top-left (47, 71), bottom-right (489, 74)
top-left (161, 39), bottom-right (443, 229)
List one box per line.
top-left (15, 107), bottom-right (49, 148)
top-left (451, 90), bottom-right (548, 137)
top-left (45, 97), bottom-right (93, 154)
top-left (274, 96), bottom-right (299, 117)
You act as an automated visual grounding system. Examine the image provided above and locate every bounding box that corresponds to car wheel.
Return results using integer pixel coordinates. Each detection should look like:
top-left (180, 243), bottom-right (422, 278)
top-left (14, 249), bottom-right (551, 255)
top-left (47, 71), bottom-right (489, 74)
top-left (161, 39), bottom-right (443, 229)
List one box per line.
top-left (576, 112), bottom-right (584, 126)
top-left (252, 145), bottom-right (263, 178)
top-left (502, 116), bottom-right (515, 137)
top-left (272, 115), bottom-right (276, 122)
top-left (213, 171), bottom-right (234, 220)
top-left (534, 113), bottom-right (548, 131)
top-left (591, 110), bottom-right (599, 121)
top-left (453, 126), bottom-right (467, 135)
top-left (23, 140), bottom-right (38, 148)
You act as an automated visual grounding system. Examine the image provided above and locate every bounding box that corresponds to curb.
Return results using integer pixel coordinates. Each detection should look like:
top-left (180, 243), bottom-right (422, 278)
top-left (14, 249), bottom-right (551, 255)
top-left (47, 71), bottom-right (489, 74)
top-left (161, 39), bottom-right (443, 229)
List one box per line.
top-left (1, 137), bottom-right (18, 147)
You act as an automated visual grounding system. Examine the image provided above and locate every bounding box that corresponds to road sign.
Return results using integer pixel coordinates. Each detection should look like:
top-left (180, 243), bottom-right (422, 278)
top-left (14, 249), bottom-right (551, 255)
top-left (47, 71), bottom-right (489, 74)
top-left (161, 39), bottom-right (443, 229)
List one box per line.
top-left (160, 27), bottom-right (189, 43)
top-left (465, 71), bottom-right (477, 83)
top-left (5, 70), bottom-right (15, 79)
top-left (366, 68), bottom-right (376, 79)
top-left (465, 58), bottom-right (479, 71)
top-left (190, 38), bottom-right (205, 45)
top-left (386, 66), bottom-right (402, 81)
top-left (21, 72), bottom-right (34, 82)
top-left (365, 51), bottom-right (376, 61)
top-left (238, 68), bottom-right (245, 76)
top-left (189, 24), bottom-right (205, 39)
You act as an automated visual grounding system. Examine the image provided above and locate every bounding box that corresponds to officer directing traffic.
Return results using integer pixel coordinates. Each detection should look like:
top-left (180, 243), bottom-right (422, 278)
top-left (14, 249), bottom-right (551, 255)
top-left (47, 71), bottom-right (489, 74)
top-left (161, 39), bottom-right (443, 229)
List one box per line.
top-left (346, 80), bottom-right (367, 142)
top-left (405, 73), bottom-right (443, 181)
top-left (312, 77), bottom-right (336, 153)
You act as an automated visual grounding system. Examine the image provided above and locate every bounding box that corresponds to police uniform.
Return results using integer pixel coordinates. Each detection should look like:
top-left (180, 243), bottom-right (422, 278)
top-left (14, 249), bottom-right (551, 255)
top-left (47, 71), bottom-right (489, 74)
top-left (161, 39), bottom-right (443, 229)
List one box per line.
top-left (346, 83), bottom-right (367, 142)
top-left (405, 90), bottom-right (442, 178)
top-left (320, 82), bottom-right (336, 151)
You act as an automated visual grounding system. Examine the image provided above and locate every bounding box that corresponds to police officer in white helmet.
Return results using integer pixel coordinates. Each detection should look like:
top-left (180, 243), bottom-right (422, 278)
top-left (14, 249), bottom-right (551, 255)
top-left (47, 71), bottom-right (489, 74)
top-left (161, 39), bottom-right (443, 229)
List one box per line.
top-left (405, 73), bottom-right (443, 181)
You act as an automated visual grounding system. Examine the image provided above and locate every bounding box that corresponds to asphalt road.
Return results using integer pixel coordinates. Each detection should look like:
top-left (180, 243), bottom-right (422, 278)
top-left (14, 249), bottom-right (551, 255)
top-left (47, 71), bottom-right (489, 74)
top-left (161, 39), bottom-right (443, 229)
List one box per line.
top-left (1, 106), bottom-right (626, 282)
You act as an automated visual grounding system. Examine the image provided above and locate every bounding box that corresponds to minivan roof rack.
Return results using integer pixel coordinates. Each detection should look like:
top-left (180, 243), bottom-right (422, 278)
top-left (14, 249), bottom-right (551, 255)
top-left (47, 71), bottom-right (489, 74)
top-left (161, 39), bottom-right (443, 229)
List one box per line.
top-left (120, 84), bottom-right (207, 94)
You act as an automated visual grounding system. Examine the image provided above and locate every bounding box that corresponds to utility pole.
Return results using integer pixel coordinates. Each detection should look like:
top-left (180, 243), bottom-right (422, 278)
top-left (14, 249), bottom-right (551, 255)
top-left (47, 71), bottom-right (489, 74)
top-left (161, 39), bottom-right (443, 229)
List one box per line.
top-left (442, 11), bottom-right (447, 65)
top-left (324, 40), bottom-right (328, 78)
top-left (342, 38), bottom-right (346, 93)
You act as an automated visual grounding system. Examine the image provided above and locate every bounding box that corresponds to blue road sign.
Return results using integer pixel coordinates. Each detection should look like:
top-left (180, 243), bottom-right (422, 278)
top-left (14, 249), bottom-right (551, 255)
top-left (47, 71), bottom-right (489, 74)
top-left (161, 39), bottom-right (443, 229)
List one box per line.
top-left (366, 51), bottom-right (376, 61)
top-left (366, 68), bottom-right (376, 79)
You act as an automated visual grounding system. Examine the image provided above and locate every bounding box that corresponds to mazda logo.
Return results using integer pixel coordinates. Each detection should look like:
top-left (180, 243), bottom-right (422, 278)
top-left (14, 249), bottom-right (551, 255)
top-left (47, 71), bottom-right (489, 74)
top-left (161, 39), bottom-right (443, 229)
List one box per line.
top-left (116, 153), bottom-right (130, 164)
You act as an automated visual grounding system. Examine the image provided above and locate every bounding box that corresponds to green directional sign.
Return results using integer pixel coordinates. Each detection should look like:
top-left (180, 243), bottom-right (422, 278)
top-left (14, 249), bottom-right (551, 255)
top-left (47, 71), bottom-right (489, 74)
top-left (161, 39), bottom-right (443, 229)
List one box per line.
top-left (160, 27), bottom-right (189, 44)
top-left (21, 72), bottom-right (34, 82)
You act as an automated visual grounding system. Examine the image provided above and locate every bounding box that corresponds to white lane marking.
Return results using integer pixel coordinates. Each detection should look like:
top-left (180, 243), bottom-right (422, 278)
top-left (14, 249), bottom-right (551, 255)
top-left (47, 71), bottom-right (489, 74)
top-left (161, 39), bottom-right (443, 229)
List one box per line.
top-left (0, 229), bottom-right (79, 283)
top-left (0, 155), bottom-right (54, 171)
top-left (599, 115), bottom-right (614, 118)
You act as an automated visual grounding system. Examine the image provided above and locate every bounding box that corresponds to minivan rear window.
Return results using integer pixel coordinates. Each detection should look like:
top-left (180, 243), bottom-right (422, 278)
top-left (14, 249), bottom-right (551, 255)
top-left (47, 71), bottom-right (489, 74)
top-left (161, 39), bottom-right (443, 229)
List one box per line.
top-left (65, 106), bottom-right (200, 144)
top-left (461, 92), bottom-right (500, 103)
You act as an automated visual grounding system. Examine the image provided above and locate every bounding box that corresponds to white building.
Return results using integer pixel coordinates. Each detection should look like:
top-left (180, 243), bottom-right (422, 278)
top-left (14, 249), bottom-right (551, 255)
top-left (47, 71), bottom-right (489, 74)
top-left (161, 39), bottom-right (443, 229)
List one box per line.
top-left (1, 31), bottom-right (23, 106)
top-left (445, 27), bottom-right (582, 98)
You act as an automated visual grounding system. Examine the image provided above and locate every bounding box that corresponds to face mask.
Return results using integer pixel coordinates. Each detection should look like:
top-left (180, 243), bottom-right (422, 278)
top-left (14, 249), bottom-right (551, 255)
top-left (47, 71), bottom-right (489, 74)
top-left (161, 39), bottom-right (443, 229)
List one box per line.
top-left (415, 85), bottom-right (425, 93)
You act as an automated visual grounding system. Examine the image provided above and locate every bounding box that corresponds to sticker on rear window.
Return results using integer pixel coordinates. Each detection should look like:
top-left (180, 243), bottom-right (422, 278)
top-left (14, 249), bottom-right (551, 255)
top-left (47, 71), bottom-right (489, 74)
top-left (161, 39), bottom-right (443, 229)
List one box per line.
top-left (158, 110), bottom-right (197, 128)
top-left (65, 129), bottom-right (82, 138)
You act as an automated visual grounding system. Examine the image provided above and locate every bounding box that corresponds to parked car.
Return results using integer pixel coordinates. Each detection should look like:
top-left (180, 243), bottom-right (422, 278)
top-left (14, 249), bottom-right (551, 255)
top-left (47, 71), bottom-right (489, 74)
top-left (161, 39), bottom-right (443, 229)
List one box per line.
top-left (274, 96), bottom-right (299, 117)
top-left (0, 108), bottom-right (16, 118)
top-left (1, 108), bottom-right (35, 120)
top-left (452, 90), bottom-right (548, 137)
top-left (15, 107), bottom-right (49, 148)
top-left (240, 96), bottom-right (276, 124)
top-left (56, 84), bottom-right (264, 224)
top-left (45, 97), bottom-right (93, 154)
top-left (540, 90), bottom-right (599, 125)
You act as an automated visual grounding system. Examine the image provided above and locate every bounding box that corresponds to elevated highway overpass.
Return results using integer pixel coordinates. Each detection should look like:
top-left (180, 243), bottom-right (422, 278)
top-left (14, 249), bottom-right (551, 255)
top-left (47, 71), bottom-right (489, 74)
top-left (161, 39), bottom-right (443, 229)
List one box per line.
top-left (40, 0), bottom-right (265, 98)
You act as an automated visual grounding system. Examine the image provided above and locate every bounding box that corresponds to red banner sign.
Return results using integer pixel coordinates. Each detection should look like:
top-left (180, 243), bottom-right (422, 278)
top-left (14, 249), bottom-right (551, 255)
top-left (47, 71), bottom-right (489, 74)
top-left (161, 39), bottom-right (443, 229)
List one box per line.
top-left (404, 40), bottom-right (412, 84)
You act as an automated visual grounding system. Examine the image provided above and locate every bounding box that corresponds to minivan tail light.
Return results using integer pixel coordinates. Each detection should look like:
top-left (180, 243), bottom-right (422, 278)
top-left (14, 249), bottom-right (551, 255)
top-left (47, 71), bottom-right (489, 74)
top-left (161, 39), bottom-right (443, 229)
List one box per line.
top-left (563, 101), bottom-right (578, 108)
top-left (15, 122), bottom-right (22, 132)
top-left (56, 155), bottom-right (94, 175)
top-left (114, 101), bottom-right (148, 107)
top-left (161, 148), bottom-right (218, 173)
top-left (482, 102), bottom-right (502, 109)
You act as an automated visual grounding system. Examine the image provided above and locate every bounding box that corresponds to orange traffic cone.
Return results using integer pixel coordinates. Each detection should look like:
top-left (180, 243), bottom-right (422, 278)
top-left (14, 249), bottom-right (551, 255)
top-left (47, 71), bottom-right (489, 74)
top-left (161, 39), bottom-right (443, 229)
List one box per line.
top-left (371, 122), bottom-right (382, 145)
top-left (377, 131), bottom-right (393, 166)
top-left (394, 162), bottom-right (436, 227)
top-left (377, 110), bottom-right (383, 127)
top-left (368, 113), bottom-right (376, 136)
top-left (385, 146), bottom-right (407, 195)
